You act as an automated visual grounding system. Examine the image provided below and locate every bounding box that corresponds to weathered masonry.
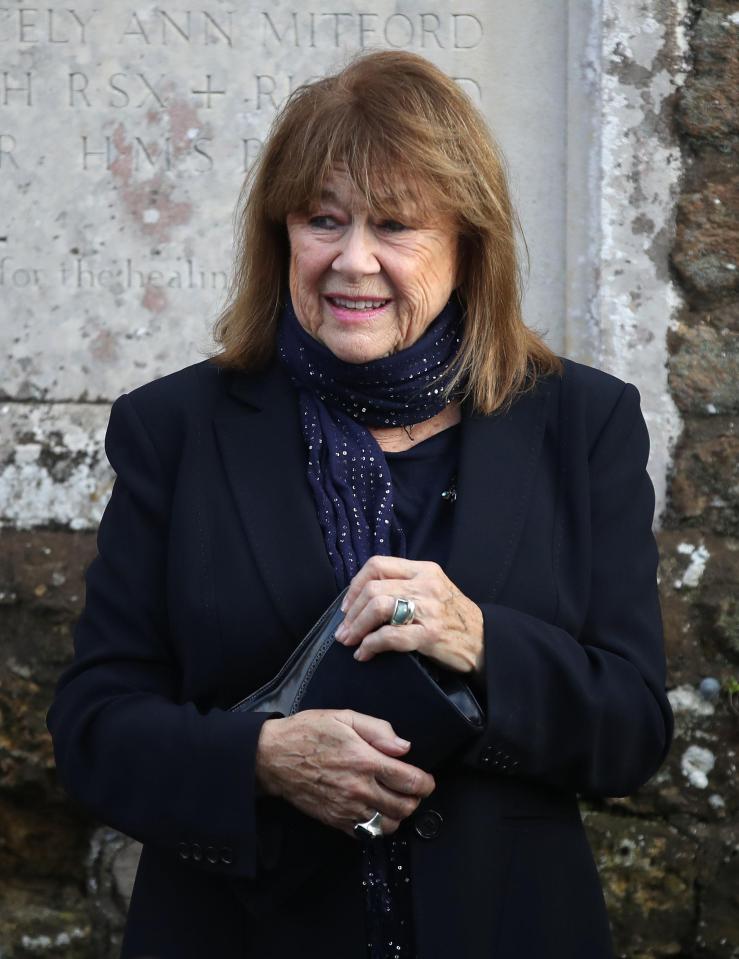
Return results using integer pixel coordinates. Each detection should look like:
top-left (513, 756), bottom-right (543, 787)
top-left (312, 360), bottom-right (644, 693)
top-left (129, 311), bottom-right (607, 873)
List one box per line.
top-left (3, 2), bottom-right (737, 956)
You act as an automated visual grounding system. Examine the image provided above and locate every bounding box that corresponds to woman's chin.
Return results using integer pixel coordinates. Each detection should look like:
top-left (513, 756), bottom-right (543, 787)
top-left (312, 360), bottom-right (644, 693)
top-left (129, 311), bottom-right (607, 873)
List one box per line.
top-left (319, 330), bottom-right (395, 365)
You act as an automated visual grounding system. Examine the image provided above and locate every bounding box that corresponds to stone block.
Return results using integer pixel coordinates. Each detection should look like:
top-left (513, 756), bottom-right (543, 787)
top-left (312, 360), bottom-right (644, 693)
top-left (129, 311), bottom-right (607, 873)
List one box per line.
top-left (676, 3), bottom-right (739, 143)
top-left (0, 403), bottom-right (112, 530)
top-left (667, 415), bottom-right (738, 536)
top-left (668, 323), bottom-right (738, 414)
top-left (583, 811), bottom-right (697, 958)
top-left (0, 880), bottom-right (96, 959)
top-left (692, 823), bottom-right (739, 958)
top-left (0, 531), bottom-right (96, 795)
top-left (0, 796), bottom-right (90, 883)
top-left (672, 176), bottom-right (739, 299)
top-left (658, 530), bottom-right (738, 675)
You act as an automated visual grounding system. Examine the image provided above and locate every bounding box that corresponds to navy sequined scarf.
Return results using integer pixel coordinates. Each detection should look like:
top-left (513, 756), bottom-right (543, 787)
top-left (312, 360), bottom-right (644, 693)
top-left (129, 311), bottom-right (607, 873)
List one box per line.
top-left (276, 292), bottom-right (465, 590)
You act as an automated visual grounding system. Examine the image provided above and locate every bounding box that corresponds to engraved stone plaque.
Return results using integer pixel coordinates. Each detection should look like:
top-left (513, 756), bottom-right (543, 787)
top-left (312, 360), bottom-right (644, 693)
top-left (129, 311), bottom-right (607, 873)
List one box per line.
top-left (1, 2), bottom-right (576, 526)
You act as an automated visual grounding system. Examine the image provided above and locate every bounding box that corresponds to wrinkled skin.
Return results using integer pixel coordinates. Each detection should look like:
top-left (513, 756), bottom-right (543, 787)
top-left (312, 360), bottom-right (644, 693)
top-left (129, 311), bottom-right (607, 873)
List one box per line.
top-left (285, 166), bottom-right (461, 364)
top-left (255, 709), bottom-right (436, 838)
top-left (259, 173), bottom-right (483, 837)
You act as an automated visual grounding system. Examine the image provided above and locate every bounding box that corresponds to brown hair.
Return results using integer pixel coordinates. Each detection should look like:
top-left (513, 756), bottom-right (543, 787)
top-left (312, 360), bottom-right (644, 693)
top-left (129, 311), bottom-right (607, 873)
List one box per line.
top-left (211, 50), bottom-right (563, 413)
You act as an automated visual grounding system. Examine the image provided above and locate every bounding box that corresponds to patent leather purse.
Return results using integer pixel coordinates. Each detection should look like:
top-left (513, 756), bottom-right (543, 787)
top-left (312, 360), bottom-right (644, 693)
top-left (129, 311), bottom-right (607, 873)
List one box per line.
top-left (229, 586), bottom-right (485, 771)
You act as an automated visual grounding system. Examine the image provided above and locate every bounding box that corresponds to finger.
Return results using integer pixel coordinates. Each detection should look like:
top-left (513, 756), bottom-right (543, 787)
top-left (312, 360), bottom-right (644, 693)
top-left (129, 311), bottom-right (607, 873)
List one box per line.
top-left (337, 592), bottom-right (399, 647)
top-left (335, 710), bottom-right (412, 753)
top-left (341, 555), bottom-right (420, 613)
top-left (375, 756), bottom-right (436, 798)
top-left (353, 623), bottom-right (423, 662)
top-left (372, 782), bottom-right (423, 821)
top-left (338, 578), bottom-right (424, 643)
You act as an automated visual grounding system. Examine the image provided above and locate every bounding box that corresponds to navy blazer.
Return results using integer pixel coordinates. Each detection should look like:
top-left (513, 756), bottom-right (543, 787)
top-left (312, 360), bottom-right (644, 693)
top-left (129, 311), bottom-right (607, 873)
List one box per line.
top-left (47, 355), bottom-right (673, 959)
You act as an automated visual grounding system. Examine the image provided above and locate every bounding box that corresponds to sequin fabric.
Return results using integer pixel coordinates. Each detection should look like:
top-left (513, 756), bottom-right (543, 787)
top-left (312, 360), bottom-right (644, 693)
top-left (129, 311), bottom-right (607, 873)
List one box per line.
top-left (276, 292), bottom-right (465, 589)
top-left (361, 831), bottom-right (415, 959)
top-left (277, 296), bottom-right (465, 957)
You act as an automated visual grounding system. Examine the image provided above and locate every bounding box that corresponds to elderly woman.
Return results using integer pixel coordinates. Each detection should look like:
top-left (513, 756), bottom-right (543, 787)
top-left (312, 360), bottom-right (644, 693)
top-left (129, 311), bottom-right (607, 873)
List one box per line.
top-left (47, 50), bottom-right (673, 959)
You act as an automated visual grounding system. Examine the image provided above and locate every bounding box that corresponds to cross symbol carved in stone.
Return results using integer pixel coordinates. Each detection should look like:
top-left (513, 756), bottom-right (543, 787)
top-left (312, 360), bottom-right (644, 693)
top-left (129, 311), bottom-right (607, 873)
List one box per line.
top-left (191, 75), bottom-right (226, 108)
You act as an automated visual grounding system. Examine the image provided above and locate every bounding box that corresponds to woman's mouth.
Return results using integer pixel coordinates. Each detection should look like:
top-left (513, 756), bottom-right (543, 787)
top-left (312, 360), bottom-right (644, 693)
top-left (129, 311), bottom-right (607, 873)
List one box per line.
top-left (324, 295), bottom-right (392, 322)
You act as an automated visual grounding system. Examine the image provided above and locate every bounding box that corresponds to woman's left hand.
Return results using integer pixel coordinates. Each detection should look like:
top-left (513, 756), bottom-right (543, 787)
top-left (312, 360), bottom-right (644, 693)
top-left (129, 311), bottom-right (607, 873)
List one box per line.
top-left (334, 555), bottom-right (485, 675)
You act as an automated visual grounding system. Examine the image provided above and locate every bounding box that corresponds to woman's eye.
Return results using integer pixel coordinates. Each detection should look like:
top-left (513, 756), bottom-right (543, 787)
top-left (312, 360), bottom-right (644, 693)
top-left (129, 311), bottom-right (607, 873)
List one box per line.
top-left (308, 215), bottom-right (338, 229)
top-left (378, 220), bottom-right (408, 233)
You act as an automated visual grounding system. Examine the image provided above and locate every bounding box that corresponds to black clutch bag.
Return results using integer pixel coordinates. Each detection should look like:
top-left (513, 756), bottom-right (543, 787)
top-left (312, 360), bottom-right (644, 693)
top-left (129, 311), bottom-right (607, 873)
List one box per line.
top-left (229, 586), bottom-right (485, 771)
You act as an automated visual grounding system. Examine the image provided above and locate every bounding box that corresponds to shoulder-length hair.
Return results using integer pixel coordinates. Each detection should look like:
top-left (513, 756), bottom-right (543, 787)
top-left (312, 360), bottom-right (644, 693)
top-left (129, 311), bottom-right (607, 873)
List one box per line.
top-left (211, 50), bottom-right (563, 414)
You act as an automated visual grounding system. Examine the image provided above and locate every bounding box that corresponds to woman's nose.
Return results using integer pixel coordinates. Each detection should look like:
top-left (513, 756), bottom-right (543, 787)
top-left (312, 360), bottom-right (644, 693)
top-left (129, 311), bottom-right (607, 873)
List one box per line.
top-left (331, 224), bottom-right (381, 277)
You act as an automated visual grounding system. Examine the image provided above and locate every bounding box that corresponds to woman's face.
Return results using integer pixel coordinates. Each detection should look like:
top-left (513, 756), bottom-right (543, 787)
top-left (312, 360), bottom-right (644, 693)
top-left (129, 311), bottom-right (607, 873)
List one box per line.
top-left (286, 169), bottom-right (460, 364)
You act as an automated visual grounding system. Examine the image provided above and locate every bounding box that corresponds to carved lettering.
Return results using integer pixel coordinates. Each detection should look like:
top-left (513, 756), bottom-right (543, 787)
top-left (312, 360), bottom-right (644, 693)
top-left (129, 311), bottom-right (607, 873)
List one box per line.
top-left (255, 75), bottom-right (277, 111)
top-left (243, 137), bottom-right (262, 171)
top-left (69, 72), bottom-right (91, 108)
top-left (359, 13), bottom-right (378, 47)
top-left (81, 136), bottom-right (114, 171)
top-left (0, 133), bottom-right (19, 168)
top-left (262, 11), bottom-right (298, 46)
top-left (203, 11), bottom-right (232, 46)
top-left (119, 13), bottom-right (150, 44)
top-left (107, 73), bottom-right (169, 109)
top-left (420, 13), bottom-right (444, 48)
top-left (2, 72), bottom-right (33, 106)
top-left (137, 73), bottom-right (168, 108)
top-left (108, 73), bottom-right (130, 108)
top-left (19, 8), bottom-right (37, 43)
top-left (192, 138), bottom-right (214, 172)
top-left (452, 14), bottom-right (483, 49)
top-left (68, 10), bottom-right (97, 44)
top-left (320, 12), bottom-right (354, 47)
top-left (59, 257), bottom-right (228, 291)
top-left (191, 75), bottom-right (226, 109)
top-left (48, 9), bottom-right (70, 43)
top-left (0, 256), bottom-right (43, 286)
top-left (132, 137), bottom-right (166, 172)
top-left (383, 14), bottom-right (414, 48)
top-left (6, 9), bottom-right (98, 45)
top-left (159, 10), bottom-right (191, 45)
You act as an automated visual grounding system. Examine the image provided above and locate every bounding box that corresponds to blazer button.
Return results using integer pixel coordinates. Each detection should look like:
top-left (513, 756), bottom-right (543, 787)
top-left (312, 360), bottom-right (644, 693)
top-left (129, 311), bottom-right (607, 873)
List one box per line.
top-left (191, 843), bottom-right (202, 862)
top-left (414, 809), bottom-right (443, 840)
top-left (206, 845), bottom-right (219, 864)
top-left (219, 847), bottom-right (234, 865)
top-left (177, 842), bottom-right (190, 861)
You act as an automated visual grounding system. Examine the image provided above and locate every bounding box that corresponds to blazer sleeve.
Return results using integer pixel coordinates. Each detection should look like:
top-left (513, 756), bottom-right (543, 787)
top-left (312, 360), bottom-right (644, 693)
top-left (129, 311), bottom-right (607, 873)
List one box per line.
top-left (46, 392), bottom-right (277, 880)
top-left (461, 382), bottom-right (673, 797)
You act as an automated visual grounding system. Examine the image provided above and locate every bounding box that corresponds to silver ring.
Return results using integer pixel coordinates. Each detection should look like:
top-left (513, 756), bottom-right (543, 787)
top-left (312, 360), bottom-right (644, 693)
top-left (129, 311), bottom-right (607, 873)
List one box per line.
top-left (353, 811), bottom-right (384, 840)
top-left (390, 597), bottom-right (415, 626)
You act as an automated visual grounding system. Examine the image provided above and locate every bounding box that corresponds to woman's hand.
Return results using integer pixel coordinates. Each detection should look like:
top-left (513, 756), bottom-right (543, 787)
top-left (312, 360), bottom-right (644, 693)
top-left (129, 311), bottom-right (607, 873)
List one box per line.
top-left (255, 709), bottom-right (436, 838)
top-left (334, 556), bottom-right (485, 674)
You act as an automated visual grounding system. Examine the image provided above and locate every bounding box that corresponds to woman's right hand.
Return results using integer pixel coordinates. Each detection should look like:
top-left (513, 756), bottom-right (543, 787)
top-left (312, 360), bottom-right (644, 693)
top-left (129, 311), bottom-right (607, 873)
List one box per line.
top-left (255, 709), bottom-right (436, 838)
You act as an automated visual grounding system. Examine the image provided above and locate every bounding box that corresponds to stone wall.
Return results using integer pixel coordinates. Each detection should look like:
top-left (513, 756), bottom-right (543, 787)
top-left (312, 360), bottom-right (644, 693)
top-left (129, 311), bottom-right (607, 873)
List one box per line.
top-left (581, 2), bottom-right (738, 957)
top-left (0, 3), bottom-right (737, 958)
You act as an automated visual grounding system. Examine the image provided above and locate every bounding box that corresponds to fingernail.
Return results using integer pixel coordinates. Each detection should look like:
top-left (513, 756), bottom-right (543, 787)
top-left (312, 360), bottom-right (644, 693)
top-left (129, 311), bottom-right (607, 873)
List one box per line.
top-left (340, 598), bottom-right (348, 612)
top-left (335, 624), bottom-right (346, 639)
top-left (394, 737), bottom-right (411, 748)
top-left (353, 649), bottom-right (363, 660)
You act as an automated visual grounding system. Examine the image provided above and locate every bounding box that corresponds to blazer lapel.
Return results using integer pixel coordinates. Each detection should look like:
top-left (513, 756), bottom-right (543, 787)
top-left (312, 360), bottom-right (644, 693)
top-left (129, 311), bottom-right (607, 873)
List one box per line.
top-left (213, 362), bottom-right (338, 642)
top-left (446, 377), bottom-right (554, 603)
top-left (214, 359), bottom-right (555, 635)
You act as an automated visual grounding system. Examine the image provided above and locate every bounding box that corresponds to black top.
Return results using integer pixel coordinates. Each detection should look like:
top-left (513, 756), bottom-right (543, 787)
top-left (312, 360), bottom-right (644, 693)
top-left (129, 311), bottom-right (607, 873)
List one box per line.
top-left (385, 423), bottom-right (460, 565)
top-left (361, 423), bottom-right (461, 959)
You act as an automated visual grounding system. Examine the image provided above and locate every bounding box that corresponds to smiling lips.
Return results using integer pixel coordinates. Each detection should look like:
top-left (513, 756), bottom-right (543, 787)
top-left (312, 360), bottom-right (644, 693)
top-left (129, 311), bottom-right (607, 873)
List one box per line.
top-left (325, 294), bottom-right (392, 310)
top-left (323, 293), bottom-right (393, 322)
